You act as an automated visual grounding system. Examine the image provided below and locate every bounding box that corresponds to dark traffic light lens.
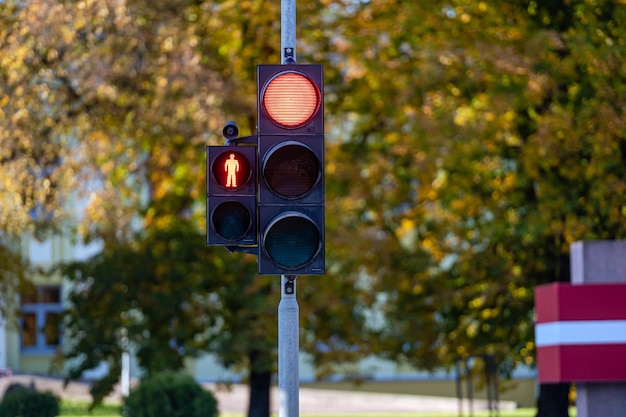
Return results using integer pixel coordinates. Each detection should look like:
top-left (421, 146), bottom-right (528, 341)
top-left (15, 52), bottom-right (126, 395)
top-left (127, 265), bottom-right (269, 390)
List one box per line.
top-left (263, 213), bottom-right (321, 269)
top-left (212, 201), bottom-right (252, 241)
top-left (263, 142), bottom-right (320, 199)
top-left (212, 151), bottom-right (252, 191)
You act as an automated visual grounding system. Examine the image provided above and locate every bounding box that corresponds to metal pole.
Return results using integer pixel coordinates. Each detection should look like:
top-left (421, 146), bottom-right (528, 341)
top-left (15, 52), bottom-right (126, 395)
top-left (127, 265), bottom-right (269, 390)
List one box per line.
top-left (466, 359), bottom-right (474, 417)
top-left (120, 328), bottom-right (130, 397)
top-left (121, 351), bottom-right (130, 396)
top-left (278, 275), bottom-right (299, 417)
top-left (281, 0), bottom-right (296, 64)
top-left (279, 0), bottom-right (298, 415)
top-left (455, 359), bottom-right (463, 417)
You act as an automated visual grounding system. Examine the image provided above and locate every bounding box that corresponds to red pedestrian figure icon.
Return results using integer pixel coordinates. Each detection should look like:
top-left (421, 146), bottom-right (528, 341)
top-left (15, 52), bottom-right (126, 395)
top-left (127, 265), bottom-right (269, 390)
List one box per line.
top-left (224, 153), bottom-right (239, 187)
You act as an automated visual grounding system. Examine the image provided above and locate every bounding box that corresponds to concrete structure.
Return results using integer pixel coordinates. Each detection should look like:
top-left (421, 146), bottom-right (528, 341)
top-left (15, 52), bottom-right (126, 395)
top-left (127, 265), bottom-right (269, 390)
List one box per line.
top-left (570, 241), bottom-right (626, 417)
top-left (535, 283), bottom-right (626, 381)
top-left (1, 234), bottom-right (99, 375)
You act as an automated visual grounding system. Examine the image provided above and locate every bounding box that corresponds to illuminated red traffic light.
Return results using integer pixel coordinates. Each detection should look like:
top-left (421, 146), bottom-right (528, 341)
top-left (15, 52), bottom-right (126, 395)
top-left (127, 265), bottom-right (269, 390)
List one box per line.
top-left (212, 151), bottom-right (252, 191)
top-left (262, 72), bottom-right (321, 128)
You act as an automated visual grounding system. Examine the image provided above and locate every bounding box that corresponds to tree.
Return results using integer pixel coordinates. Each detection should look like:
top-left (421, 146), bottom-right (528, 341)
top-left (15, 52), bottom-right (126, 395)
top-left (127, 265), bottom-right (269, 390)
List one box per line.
top-left (0, 244), bottom-right (31, 325)
top-left (314, 0), bottom-right (626, 415)
top-left (0, 0), bottom-right (81, 328)
top-left (8, 1), bottom-right (624, 416)
top-left (2, 2), bottom-right (370, 417)
top-left (61, 221), bottom-right (256, 405)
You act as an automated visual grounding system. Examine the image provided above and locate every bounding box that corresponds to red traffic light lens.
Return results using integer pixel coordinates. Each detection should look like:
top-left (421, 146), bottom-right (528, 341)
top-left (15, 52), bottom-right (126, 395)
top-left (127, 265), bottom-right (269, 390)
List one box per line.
top-left (212, 151), bottom-right (252, 191)
top-left (262, 72), bottom-right (321, 128)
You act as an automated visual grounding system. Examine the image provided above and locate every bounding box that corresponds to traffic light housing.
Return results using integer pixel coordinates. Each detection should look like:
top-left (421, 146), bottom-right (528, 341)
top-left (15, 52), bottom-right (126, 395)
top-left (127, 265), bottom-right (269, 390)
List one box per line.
top-left (257, 64), bottom-right (325, 275)
top-left (206, 146), bottom-right (257, 246)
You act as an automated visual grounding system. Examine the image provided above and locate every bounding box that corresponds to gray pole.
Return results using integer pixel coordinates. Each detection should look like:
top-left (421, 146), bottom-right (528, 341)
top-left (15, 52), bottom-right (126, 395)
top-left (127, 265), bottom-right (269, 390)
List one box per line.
top-left (278, 275), bottom-right (299, 417)
top-left (281, 0), bottom-right (296, 64)
top-left (120, 328), bottom-right (130, 397)
top-left (279, 1), bottom-right (299, 416)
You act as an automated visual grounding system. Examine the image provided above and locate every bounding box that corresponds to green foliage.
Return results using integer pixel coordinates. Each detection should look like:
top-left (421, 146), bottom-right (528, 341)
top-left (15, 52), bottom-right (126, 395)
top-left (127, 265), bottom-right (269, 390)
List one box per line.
top-left (316, 0), bottom-right (626, 373)
top-left (2, 6), bottom-right (368, 414)
top-left (122, 373), bottom-right (217, 417)
top-left (0, 388), bottom-right (60, 417)
top-left (60, 220), bottom-right (257, 406)
top-left (0, 241), bottom-right (32, 325)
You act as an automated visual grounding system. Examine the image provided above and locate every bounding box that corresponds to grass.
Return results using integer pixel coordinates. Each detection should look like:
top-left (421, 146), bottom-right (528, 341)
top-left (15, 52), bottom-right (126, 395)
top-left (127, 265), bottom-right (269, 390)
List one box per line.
top-left (60, 400), bottom-right (121, 417)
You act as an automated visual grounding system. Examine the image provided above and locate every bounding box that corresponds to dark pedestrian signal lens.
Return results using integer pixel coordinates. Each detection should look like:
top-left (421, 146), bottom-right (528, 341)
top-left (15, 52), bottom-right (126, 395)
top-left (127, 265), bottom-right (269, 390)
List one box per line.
top-left (212, 201), bottom-right (251, 241)
top-left (263, 214), bottom-right (320, 269)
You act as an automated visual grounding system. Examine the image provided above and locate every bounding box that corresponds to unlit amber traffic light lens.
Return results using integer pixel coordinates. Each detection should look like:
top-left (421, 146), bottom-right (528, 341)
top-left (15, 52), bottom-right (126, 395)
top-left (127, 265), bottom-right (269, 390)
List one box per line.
top-left (263, 143), bottom-right (320, 199)
top-left (262, 72), bottom-right (320, 128)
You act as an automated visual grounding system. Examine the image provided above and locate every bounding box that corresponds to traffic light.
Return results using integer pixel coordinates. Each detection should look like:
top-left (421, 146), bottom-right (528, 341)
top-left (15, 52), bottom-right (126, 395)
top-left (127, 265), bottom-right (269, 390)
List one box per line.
top-left (206, 145), bottom-right (257, 246)
top-left (257, 64), bottom-right (325, 275)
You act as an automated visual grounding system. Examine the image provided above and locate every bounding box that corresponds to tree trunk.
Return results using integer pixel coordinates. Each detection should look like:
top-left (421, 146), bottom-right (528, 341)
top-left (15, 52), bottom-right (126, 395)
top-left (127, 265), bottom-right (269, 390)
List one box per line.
top-left (247, 350), bottom-right (272, 417)
top-left (535, 255), bottom-right (572, 417)
top-left (535, 383), bottom-right (570, 417)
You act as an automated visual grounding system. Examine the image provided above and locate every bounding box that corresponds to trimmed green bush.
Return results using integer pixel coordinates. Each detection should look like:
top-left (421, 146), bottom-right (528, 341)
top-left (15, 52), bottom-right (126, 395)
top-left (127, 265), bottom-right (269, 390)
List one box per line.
top-left (122, 372), bottom-right (218, 417)
top-left (0, 388), bottom-right (60, 417)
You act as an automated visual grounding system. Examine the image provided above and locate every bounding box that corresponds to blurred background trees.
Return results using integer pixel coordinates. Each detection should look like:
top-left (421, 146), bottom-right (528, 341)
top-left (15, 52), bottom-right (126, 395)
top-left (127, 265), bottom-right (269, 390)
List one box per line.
top-left (1, 0), bottom-right (625, 416)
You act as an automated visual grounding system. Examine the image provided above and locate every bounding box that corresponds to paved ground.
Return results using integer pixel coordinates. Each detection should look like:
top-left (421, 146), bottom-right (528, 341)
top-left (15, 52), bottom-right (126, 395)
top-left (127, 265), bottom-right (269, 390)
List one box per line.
top-left (205, 382), bottom-right (517, 414)
top-left (0, 374), bottom-right (516, 414)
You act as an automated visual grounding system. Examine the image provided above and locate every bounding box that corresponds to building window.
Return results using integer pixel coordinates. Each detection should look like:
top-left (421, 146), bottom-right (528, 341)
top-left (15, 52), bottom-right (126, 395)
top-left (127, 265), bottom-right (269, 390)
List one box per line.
top-left (21, 286), bottom-right (62, 353)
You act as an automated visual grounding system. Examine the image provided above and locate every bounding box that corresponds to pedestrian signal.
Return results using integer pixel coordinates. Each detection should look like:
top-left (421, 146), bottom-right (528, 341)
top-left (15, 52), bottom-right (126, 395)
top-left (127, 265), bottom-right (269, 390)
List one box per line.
top-left (212, 151), bottom-right (251, 190)
top-left (206, 146), bottom-right (257, 246)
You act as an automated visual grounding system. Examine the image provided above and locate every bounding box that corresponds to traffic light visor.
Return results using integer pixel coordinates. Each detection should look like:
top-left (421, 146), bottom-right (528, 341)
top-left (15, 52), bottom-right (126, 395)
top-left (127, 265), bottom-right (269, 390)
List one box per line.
top-left (262, 71), bottom-right (321, 128)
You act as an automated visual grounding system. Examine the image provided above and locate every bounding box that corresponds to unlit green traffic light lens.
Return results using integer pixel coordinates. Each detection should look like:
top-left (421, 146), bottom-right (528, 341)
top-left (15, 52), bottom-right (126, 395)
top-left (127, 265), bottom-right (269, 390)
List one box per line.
top-left (264, 214), bottom-right (320, 269)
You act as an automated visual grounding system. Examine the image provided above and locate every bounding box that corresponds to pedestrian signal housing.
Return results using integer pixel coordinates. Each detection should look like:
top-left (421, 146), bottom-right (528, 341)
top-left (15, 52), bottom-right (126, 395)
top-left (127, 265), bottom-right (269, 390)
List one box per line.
top-left (206, 146), bottom-right (257, 246)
